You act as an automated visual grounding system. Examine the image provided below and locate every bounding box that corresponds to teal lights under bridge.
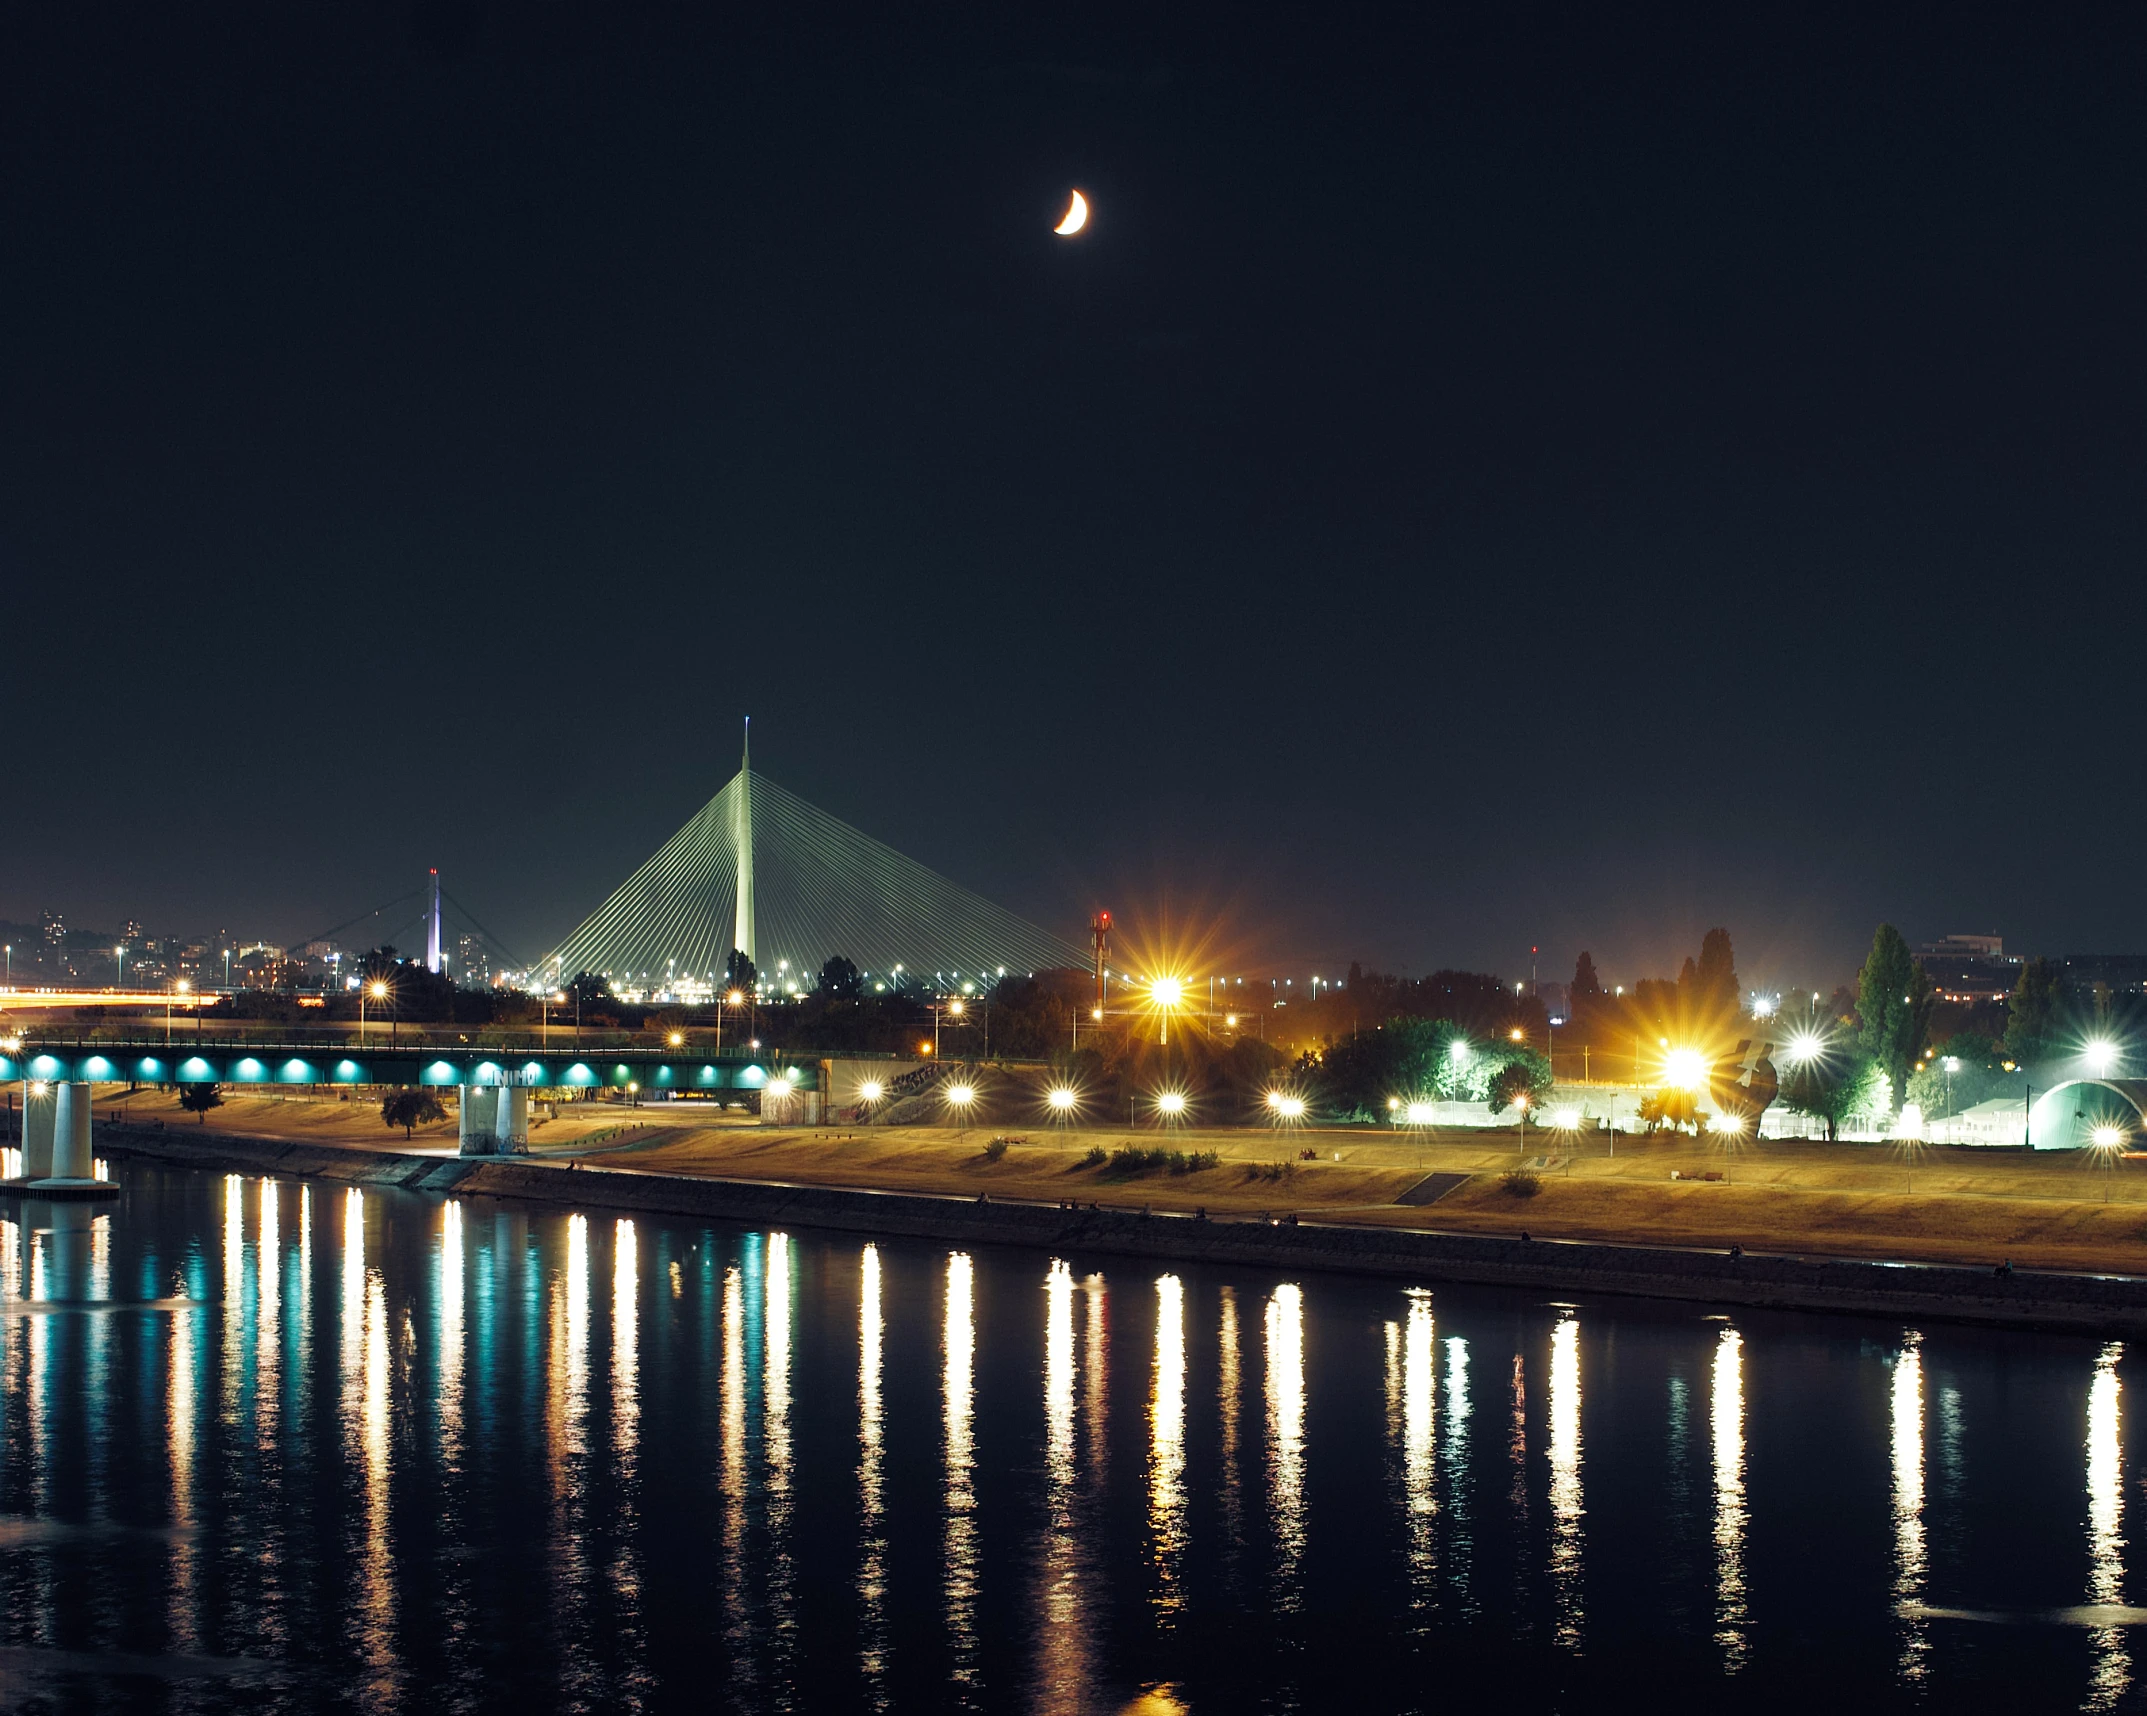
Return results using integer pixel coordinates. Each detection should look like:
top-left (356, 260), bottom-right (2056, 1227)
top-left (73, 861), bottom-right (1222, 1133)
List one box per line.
top-left (0, 1040), bottom-right (820, 1094)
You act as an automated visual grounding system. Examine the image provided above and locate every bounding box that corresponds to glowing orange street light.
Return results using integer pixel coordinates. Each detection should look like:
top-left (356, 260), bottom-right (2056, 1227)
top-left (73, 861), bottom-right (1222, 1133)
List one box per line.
top-left (1151, 976), bottom-right (1185, 1045)
top-left (945, 1081), bottom-right (976, 1140)
top-left (363, 978), bottom-right (390, 1047)
top-left (1664, 1047), bottom-right (1708, 1091)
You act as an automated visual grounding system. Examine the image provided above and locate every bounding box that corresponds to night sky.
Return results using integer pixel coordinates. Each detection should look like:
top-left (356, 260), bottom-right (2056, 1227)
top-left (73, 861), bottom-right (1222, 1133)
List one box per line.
top-left (7, 4), bottom-right (2144, 993)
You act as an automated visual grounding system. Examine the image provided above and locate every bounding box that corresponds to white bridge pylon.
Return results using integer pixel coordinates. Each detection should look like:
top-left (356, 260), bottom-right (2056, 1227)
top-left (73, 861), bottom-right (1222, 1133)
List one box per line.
top-left (539, 749), bottom-right (1085, 999)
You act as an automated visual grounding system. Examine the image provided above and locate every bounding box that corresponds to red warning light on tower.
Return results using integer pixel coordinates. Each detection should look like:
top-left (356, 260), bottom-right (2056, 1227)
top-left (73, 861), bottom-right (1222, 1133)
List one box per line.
top-left (1090, 911), bottom-right (1112, 1017)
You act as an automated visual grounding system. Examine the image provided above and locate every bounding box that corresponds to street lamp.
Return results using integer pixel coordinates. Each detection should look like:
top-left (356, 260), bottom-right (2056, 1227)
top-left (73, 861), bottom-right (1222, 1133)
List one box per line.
top-left (945, 1081), bottom-right (976, 1139)
top-left (168, 978), bottom-right (190, 1047)
top-left (1156, 1089), bottom-right (1188, 1125)
top-left (931, 996), bottom-right (966, 1058)
top-left (1151, 976), bottom-right (1184, 1046)
top-left (2092, 1123), bottom-right (2127, 1201)
top-left (1046, 1085), bottom-right (1079, 1121)
top-left (115, 945), bottom-right (125, 988)
top-left (362, 979), bottom-right (389, 1048)
top-left (1664, 1047), bottom-right (1708, 1090)
top-left (1709, 1108), bottom-right (1747, 1185)
top-left (1267, 1089), bottom-right (1306, 1125)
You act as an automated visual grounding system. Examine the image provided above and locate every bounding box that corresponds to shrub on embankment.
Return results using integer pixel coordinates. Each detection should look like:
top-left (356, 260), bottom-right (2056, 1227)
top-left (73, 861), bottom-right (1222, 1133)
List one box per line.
top-left (1097, 1145), bottom-right (1221, 1178)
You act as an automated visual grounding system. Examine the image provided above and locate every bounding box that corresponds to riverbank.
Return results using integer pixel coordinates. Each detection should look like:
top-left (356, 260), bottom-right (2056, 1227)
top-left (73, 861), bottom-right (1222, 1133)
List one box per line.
top-left (91, 1121), bottom-right (2147, 1335)
top-left (95, 1085), bottom-right (2147, 1277)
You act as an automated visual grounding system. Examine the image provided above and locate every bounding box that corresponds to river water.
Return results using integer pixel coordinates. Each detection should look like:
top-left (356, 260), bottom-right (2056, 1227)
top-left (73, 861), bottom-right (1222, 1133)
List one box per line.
top-left (0, 1163), bottom-right (2135, 1711)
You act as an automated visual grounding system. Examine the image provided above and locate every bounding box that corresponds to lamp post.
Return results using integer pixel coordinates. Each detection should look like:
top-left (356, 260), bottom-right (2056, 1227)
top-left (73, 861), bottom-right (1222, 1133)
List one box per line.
top-left (115, 945), bottom-right (125, 989)
top-left (168, 979), bottom-right (189, 1048)
top-left (945, 1080), bottom-right (975, 1141)
top-left (363, 979), bottom-right (388, 1048)
top-left (2092, 1125), bottom-right (2126, 1202)
top-left (932, 997), bottom-right (966, 1059)
top-left (1152, 977), bottom-right (1183, 1047)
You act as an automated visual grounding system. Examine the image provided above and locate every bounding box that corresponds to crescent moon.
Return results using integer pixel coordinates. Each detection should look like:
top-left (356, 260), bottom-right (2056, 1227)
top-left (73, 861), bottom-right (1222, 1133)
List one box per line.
top-left (1054, 190), bottom-right (1089, 236)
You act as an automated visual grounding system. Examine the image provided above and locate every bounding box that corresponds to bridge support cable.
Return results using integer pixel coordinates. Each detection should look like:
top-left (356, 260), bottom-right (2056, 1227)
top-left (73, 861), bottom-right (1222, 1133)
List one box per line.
top-left (537, 766), bottom-right (1086, 998)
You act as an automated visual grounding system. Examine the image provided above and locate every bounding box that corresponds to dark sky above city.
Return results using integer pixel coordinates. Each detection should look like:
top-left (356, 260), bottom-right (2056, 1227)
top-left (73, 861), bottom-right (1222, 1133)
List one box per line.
top-left (6, 3), bottom-right (2144, 993)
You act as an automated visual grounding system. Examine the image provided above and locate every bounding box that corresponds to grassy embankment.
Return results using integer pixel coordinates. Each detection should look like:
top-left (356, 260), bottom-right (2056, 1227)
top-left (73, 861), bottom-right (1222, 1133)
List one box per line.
top-left (101, 1086), bottom-right (2147, 1276)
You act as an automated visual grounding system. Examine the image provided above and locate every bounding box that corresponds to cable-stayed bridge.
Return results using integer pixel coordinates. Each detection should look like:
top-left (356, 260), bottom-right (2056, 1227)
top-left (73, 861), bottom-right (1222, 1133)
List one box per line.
top-left (536, 734), bottom-right (1085, 1000)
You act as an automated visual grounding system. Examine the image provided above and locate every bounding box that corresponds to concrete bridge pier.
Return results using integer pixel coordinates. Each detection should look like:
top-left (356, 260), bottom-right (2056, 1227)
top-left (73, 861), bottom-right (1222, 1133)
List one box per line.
top-left (454, 1081), bottom-right (529, 1156)
top-left (20, 1084), bottom-right (57, 1179)
top-left (49, 1084), bottom-right (93, 1182)
top-left (458, 1086), bottom-right (500, 1157)
top-left (8, 1083), bottom-right (117, 1199)
top-left (497, 1087), bottom-right (531, 1154)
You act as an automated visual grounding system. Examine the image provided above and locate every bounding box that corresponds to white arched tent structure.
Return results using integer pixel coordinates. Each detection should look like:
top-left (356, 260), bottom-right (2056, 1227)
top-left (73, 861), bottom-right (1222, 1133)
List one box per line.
top-left (2027, 1079), bottom-right (2147, 1150)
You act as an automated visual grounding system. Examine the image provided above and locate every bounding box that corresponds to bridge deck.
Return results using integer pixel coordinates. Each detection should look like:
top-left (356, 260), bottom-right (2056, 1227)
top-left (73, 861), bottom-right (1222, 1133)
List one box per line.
top-left (0, 1039), bottom-right (820, 1092)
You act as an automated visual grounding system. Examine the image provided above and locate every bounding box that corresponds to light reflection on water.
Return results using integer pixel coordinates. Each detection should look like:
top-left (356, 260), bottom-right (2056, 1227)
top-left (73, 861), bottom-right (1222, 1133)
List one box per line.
top-left (1034, 1257), bottom-right (1093, 1715)
top-left (765, 1229), bottom-right (796, 1700)
top-left (1217, 1285), bottom-right (1243, 1581)
top-left (945, 1250), bottom-right (978, 1696)
top-left (1150, 1273), bottom-right (1187, 1614)
top-left (1712, 1325), bottom-right (1748, 1671)
top-left (0, 1167), bottom-right (2134, 1709)
top-left (1548, 1316), bottom-right (1583, 1650)
top-left (2087, 1340), bottom-right (2129, 1712)
top-left (720, 1259), bottom-right (748, 1688)
top-left (1442, 1334), bottom-right (1473, 1612)
top-left (1265, 1281), bottom-right (1306, 1610)
top-left (1401, 1293), bottom-right (1436, 1598)
top-left (340, 1187), bottom-right (396, 1709)
top-left (1891, 1331), bottom-right (1927, 1681)
top-left (859, 1243), bottom-right (888, 1703)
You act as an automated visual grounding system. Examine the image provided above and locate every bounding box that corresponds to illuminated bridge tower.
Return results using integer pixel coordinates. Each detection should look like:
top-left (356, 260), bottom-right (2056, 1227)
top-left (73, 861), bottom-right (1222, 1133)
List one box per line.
top-left (733, 718), bottom-right (755, 965)
top-left (537, 720), bottom-right (1087, 997)
top-left (426, 867), bottom-right (442, 974)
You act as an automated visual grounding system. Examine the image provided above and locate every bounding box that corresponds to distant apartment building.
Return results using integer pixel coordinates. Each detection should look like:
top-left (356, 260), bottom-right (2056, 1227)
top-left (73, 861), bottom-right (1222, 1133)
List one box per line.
top-left (456, 934), bottom-right (489, 988)
top-left (1914, 935), bottom-right (2147, 1001)
top-left (2055, 954), bottom-right (2147, 995)
top-left (1916, 933), bottom-right (2019, 1003)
